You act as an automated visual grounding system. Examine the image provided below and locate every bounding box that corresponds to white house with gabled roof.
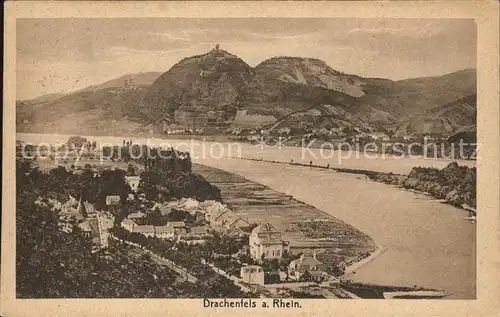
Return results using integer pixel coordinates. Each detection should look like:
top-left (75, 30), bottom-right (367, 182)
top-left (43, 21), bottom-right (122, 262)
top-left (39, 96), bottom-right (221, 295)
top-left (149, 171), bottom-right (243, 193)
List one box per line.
top-left (249, 223), bottom-right (287, 261)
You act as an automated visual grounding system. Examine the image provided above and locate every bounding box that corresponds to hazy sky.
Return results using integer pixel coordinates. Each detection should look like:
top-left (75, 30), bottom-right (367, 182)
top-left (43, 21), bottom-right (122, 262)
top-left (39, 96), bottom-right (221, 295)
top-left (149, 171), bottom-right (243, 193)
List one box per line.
top-left (17, 18), bottom-right (476, 100)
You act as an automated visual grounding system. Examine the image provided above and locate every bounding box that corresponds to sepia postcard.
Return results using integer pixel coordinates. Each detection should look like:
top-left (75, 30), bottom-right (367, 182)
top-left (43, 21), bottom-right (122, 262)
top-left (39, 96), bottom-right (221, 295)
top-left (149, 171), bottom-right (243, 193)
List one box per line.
top-left (2, 1), bottom-right (500, 317)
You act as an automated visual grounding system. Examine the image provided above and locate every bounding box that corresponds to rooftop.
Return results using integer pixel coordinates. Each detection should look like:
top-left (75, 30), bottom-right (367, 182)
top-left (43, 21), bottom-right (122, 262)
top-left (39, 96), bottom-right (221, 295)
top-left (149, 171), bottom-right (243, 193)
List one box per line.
top-left (155, 226), bottom-right (175, 234)
top-left (242, 265), bottom-right (263, 269)
top-left (83, 201), bottom-right (97, 214)
top-left (190, 226), bottom-right (208, 235)
top-left (106, 195), bottom-right (121, 205)
top-left (168, 221), bottom-right (186, 228)
top-left (99, 214), bottom-right (115, 229)
top-left (259, 238), bottom-right (284, 245)
top-left (128, 212), bottom-right (146, 219)
top-left (308, 270), bottom-right (323, 277)
top-left (241, 265), bottom-right (263, 273)
top-left (125, 176), bottom-right (140, 181)
top-left (152, 203), bottom-right (171, 212)
top-left (213, 209), bottom-right (231, 221)
top-left (121, 218), bottom-right (137, 226)
top-left (252, 223), bottom-right (282, 242)
top-left (290, 255), bottom-right (323, 268)
top-left (228, 216), bottom-right (250, 228)
top-left (133, 225), bottom-right (155, 233)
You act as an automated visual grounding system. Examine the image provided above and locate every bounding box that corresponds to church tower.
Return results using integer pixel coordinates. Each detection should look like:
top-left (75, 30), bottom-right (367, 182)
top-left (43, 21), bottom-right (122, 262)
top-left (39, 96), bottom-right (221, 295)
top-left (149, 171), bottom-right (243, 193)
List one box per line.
top-left (77, 194), bottom-right (87, 218)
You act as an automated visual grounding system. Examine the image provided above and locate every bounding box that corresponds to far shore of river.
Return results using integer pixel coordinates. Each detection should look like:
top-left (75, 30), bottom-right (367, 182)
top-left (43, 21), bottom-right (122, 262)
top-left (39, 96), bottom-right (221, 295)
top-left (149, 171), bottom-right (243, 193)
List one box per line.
top-left (16, 132), bottom-right (477, 160)
top-left (233, 156), bottom-right (476, 215)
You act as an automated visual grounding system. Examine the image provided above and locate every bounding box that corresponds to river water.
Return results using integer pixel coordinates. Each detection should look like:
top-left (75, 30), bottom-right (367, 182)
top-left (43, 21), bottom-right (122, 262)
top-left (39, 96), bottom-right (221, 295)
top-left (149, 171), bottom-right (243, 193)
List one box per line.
top-left (193, 158), bottom-right (476, 299)
top-left (16, 133), bottom-right (477, 298)
top-left (16, 133), bottom-right (476, 174)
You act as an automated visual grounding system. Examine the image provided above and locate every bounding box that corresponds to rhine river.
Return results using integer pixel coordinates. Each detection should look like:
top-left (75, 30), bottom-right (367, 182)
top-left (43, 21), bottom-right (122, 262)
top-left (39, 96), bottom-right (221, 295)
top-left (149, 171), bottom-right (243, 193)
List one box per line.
top-left (16, 133), bottom-right (477, 298)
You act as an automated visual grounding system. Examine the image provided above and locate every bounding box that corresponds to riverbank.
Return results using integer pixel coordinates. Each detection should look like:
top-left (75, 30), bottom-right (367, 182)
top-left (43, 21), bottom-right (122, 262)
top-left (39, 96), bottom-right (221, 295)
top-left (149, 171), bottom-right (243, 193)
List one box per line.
top-left (17, 132), bottom-right (477, 176)
top-left (356, 163), bottom-right (476, 216)
top-left (340, 282), bottom-right (448, 299)
top-left (187, 158), bottom-right (476, 298)
top-left (234, 157), bottom-right (476, 216)
top-left (341, 245), bottom-right (387, 278)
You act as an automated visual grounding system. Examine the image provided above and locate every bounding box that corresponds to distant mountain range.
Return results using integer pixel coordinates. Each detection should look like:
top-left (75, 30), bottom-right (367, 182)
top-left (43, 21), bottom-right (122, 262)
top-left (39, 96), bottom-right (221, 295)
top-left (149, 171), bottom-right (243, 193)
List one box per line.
top-left (16, 47), bottom-right (476, 136)
top-left (22, 92), bottom-right (68, 104)
top-left (77, 72), bottom-right (163, 94)
top-left (19, 72), bottom-right (163, 103)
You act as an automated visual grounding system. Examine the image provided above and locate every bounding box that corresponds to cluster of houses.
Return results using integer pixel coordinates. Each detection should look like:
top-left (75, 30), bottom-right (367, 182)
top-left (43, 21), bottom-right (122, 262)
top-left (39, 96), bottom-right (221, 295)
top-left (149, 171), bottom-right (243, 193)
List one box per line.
top-left (229, 125), bottom-right (392, 142)
top-left (287, 252), bottom-right (327, 281)
top-left (56, 195), bottom-right (115, 252)
top-left (106, 187), bottom-right (333, 286)
top-left (203, 201), bottom-right (250, 235)
top-left (42, 172), bottom-right (334, 288)
top-left (117, 197), bottom-right (251, 241)
top-left (151, 197), bottom-right (251, 235)
top-left (49, 191), bottom-right (336, 287)
top-left (31, 156), bottom-right (340, 292)
top-left (238, 223), bottom-right (334, 286)
top-left (350, 131), bottom-right (391, 141)
top-left (229, 123), bottom-right (448, 145)
top-left (239, 251), bottom-right (330, 286)
top-left (120, 217), bottom-right (206, 239)
top-left (120, 215), bottom-right (209, 241)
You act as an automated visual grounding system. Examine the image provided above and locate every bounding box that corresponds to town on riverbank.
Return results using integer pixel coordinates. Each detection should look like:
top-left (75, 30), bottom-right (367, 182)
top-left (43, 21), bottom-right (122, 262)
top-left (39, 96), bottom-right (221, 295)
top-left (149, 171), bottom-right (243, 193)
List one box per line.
top-left (16, 136), bottom-right (454, 299)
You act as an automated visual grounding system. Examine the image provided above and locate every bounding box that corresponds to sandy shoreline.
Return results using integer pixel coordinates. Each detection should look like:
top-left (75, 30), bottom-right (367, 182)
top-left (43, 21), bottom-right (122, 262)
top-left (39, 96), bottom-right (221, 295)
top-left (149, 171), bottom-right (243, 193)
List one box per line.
top-left (341, 245), bottom-right (387, 278)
